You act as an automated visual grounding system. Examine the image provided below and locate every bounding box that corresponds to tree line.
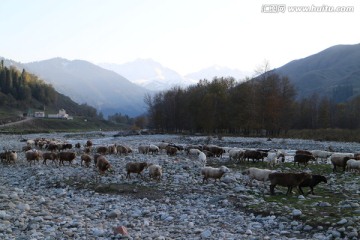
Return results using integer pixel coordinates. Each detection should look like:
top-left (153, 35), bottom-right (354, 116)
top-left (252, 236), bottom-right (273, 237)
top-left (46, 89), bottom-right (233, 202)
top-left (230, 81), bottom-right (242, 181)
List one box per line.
top-left (0, 60), bottom-right (57, 106)
top-left (145, 73), bottom-right (360, 136)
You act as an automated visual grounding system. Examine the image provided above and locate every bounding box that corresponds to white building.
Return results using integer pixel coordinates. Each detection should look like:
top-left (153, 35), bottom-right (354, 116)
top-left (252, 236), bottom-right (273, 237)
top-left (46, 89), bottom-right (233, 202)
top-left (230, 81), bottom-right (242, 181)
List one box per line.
top-left (48, 109), bottom-right (72, 119)
top-left (34, 111), bottom-right (45, 118)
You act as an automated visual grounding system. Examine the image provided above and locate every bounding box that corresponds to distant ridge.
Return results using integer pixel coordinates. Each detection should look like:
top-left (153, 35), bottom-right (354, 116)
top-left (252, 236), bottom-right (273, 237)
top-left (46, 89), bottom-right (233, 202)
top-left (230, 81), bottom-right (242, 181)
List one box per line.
top-left (274, 43), bottom-right (360, 102)
top-left (185, 65), bottom-right (251, 82)
top-left (100, 59), bottom-right (250, 91)
top-left (100, 59), bottom-right (195, 91)
top-left (23, 58), bottom-right (150, 117)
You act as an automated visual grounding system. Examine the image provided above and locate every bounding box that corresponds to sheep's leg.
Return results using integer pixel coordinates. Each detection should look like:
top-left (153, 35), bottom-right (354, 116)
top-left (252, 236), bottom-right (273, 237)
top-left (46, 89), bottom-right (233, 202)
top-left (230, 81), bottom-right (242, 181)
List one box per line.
top-left (298, 186), bottom-right (304, 195)
top-left (202, 177), bottom-right (208, 184)
top-left (248, 178), bottom-right (253, 187)
top-left (286, 186), bottom-right (293, 195)
top-left (270, 185), bottom-right (275, 195)
top-left (310, 187), bottom-right (314, 195)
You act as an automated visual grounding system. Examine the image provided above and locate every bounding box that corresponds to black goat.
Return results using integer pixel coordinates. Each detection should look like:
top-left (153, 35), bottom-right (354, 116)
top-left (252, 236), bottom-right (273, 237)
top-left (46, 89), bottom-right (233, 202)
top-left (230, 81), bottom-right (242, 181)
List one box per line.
top-left (298, 174), bottom-right (327, 195)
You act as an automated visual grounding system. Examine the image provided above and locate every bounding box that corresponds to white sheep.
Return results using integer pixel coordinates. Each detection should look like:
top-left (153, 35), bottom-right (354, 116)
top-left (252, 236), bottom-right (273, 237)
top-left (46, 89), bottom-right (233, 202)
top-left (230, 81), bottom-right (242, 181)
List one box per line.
top-left (198, 151), bottom-right (207, 166)
top-left (148, 164), bottom-right (162, 180)
top-left (331, 152), bottom-right (354, 158)
top-left (26, 139), bottom-right (35, 146)
top-left (229, 149), bottom-right (244, 162)
top-left (138, 145), bottom-right (150, 154)
top-left (331, 153), bottom-right (354, 172)
top-left (201, 166), bottom-right (230, 183)
top-left (5, 151), bottom-right (17, 164)
top-left (346, 159), bottom-right (360, 173)
top-left (149, 144), bottom-right (160, 154)
top-left (311, 150), bottom-right (333, 163)
top-left (157, 142), bottom-right (169, 152)
top-left (242, 167), bottom-right (276, 187)
top-left (188, 148), bottom-right (201, 156)
top-left (266, 150), bottom-right (285, 168)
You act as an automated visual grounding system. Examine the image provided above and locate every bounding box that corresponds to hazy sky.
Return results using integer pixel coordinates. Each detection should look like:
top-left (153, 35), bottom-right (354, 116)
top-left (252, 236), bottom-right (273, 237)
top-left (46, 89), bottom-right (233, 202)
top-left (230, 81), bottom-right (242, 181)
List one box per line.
top-left (1, 0), bottom-right (359, 75)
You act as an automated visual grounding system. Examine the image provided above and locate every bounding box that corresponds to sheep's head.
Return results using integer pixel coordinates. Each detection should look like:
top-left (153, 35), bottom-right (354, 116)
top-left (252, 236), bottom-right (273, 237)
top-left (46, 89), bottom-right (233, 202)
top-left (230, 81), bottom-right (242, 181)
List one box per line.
top-left (242, 169), bottom-right (250, 175)
top-left (140, 162), bottom-right (148, 169)
top-left (108, 166), bottom-right (115, 174)
top-left (219, 166), bottom-right (230, 174)
top-left (343, 157), bottom-right (351, 164)
top-left (320, 175), bottom-right (327, 183)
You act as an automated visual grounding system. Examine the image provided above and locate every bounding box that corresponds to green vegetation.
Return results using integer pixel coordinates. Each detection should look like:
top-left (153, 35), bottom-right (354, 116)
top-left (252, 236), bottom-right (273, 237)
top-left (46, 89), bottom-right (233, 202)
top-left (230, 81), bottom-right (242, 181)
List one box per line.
top-left (0, 61), bottom-right (101, 120)
top-left (213, 160), bottom-right (359, 227)
top-left (145, 73), bottom-right (360, 141)
top-left (0, 116), bottom-right (120, 133)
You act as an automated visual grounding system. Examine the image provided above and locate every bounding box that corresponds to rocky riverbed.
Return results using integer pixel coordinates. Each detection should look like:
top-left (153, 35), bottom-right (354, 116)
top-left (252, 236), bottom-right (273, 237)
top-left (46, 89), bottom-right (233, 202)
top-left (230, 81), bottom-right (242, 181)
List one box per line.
top-left (0, 132), bottom-right (359, 239)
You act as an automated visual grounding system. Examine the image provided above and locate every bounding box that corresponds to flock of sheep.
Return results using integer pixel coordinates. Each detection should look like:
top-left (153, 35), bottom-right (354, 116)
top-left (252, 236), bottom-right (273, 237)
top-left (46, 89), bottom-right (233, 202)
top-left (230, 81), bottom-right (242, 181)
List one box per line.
top-left (1, 137), bottom-right (360, 196)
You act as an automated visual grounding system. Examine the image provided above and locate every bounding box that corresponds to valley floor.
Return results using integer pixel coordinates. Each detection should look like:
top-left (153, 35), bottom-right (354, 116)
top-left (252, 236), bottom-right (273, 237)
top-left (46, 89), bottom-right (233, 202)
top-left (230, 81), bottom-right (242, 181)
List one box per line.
top-left (0, 133), bottom-right (359, 239)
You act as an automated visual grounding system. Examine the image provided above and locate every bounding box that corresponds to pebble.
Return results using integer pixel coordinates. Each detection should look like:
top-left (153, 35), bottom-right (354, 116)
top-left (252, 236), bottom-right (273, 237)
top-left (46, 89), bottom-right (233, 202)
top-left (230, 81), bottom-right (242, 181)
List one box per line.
top-left (292, 209), bottom-right (302, 217)
top-left (337, 218), bottom-right (348, 225)
top-left (0, 133), bottom-right (359, 239)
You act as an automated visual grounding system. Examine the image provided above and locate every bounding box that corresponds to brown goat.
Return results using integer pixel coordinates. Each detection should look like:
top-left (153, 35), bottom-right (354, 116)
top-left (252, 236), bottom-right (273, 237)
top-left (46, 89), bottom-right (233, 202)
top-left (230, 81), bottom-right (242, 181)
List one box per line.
top-left (107, 145), bottom-right (117, 154)
top-left (295, 150), bottom-right (313, 156)
top-left (58, 152), bottom-right (76, 166)
top-left (86, 140), bottom-right (93, 147)
top-left (117, 145), bottom-right (132, 155)
top-left (93, 153), bottom-right (102, 165)
top-left (294, 154), bottom-right (316, 167)
top-left (96, 146), bottom-right (108, 155)
top-left (96, 156), bottom-right (112, 174)
top-left (81, 154), bottom-right (92, 167)
top-left (208, 146), bottom-right (225, 158)
top-left (269, 172), bottom-right (312, 195)
top-left (42, 152), bottom-right (58, 165)
top-left (25, 150), bottom-right (43, 166)
top-left (243, 150), bottom-right (265, 162)
top-left (166, 146), bottom-right (178, 156)
top-left (125, 162), bottom-right (148, 179)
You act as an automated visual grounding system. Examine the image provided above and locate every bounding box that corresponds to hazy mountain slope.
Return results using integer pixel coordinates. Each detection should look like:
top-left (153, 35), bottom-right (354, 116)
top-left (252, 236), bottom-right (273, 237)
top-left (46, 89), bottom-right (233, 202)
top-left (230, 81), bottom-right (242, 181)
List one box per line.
top-left (274, 43), bottom-right (360, 101)
top-left (185, 65), bottom-right (251, 82)
top-left (100, 59), bottom-right (195, 91)
top-left (24, 58), bottom-right (150, 117)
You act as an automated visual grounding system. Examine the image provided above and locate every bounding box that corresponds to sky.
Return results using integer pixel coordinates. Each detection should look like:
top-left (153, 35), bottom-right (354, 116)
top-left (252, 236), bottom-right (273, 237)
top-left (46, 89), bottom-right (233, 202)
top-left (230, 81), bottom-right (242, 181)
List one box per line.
top-left (1, 0), bottom-right (359, 75)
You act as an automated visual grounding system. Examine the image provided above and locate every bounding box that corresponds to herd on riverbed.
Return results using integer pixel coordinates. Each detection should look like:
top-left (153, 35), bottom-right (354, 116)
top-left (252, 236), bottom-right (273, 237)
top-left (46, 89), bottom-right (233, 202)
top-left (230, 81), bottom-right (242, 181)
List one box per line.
top-left (1, 137), bottom-right (360, 196)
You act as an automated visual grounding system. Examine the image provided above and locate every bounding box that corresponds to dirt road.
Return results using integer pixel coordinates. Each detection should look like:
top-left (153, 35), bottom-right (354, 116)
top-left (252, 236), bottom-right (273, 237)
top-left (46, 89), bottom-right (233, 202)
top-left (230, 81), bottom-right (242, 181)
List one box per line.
top-left (0, 117), bottom-right (34, 127)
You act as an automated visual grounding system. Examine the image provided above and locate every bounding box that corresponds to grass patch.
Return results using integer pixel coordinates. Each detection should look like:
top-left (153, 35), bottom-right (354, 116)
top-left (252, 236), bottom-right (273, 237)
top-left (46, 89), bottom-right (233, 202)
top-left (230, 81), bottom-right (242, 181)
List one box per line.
top-left (210, 160), bottom-right (359, 227)
top-left (0, 117), bottom-right (122, 133)
top-left (61, 176), bottom-right (165, 200)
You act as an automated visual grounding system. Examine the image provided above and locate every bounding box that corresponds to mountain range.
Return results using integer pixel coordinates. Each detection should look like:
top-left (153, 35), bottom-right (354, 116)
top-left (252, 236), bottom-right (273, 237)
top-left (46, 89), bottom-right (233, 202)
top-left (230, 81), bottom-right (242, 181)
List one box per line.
top-left (100, 60), bottom-right (250, 91)
top-left (274, 43), bottom-right (360, 102)
top-left (8, 58), bottom-right (150, 117)
top-left (2, 43), bottom-right (359, 117)
top-left (99, 59), bottom-right (194, 91)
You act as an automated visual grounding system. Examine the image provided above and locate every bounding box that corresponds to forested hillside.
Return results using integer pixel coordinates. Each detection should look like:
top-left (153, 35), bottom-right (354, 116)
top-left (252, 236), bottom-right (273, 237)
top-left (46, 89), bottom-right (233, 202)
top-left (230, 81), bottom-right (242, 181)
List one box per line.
top-left (0, 60), bottom-right (99, 118)
top-left (145, 74), bottom-right (360, 136)
top-left (275, 44), bottom-right (360, 102)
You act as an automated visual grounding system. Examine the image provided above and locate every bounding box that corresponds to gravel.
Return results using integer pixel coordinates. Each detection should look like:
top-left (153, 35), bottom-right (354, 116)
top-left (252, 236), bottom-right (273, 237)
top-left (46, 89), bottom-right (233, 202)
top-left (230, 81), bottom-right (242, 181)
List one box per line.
top-left (0, 132), bottom-right (359, 239)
